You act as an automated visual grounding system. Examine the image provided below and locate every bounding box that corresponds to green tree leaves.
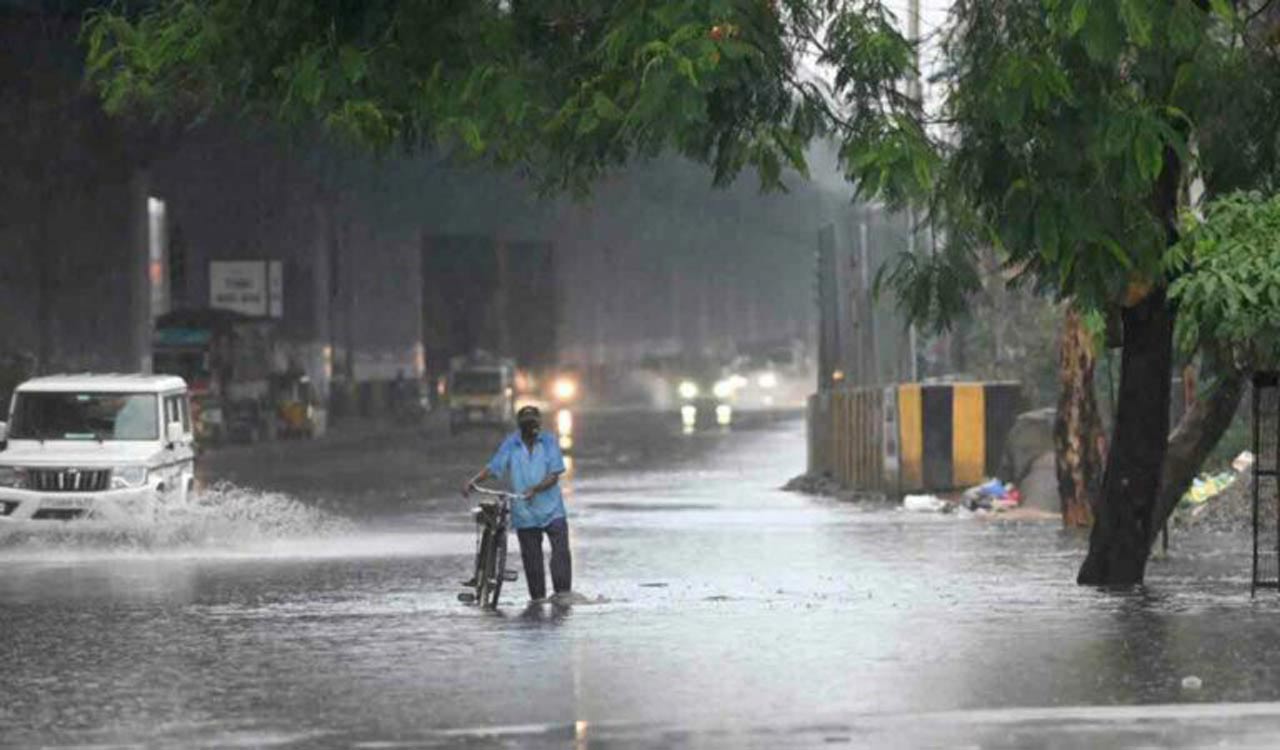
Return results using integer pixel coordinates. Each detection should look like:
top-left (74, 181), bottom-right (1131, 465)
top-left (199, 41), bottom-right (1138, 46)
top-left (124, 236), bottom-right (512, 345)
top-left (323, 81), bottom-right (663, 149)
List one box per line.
top-left (82, 0), bottom-right (846, 194)
top-left (1118, 0), bottom-right (1153, 47)
top-left (934, 0), bottom-right (1240, 319)
top-left (1171, 192), bottom-right (1280, 365)
top-left (1069, 0), bottom-right (1090, 36)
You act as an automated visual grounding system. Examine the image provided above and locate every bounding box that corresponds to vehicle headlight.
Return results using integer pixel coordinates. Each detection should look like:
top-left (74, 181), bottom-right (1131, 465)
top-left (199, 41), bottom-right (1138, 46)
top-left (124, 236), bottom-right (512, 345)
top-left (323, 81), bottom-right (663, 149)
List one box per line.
top-left (678, 381), bottom-right (699, 400)
top-left (712, 380), bottom-right (734, 399)
top-left (0, 467), bottom-right (26, 489)
top-left (553, 377), bottom-right (579, 401)
top-left (112, 466), bottom-right (149, 489)
top-left (757, 372), bottom-right (779, 389)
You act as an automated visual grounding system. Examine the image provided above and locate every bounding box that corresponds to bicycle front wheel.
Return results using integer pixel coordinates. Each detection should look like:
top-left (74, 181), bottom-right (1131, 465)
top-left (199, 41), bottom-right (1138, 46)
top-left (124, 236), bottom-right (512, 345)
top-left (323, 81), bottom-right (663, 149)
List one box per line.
top-left (475, 527), bottom-right (496, 606)
top-left (483, 531), bottom-right (507, 609)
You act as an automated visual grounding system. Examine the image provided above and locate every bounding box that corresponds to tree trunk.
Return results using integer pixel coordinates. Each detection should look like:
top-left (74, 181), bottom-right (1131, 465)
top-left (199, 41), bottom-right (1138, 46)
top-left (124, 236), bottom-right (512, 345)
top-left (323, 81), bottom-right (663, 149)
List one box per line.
top-left (1055, 306), bottom-right (1106, 528)
top-left (1076, 288), bottom-right (1175, 585)
top-left (1148, 359), bottom-right (1247, 541)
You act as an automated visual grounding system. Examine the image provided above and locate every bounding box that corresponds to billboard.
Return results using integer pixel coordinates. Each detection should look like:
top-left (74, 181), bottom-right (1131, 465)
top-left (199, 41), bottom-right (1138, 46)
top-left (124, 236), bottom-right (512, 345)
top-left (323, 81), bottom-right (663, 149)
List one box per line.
top-left (210, 260), bottom-right (283, 318)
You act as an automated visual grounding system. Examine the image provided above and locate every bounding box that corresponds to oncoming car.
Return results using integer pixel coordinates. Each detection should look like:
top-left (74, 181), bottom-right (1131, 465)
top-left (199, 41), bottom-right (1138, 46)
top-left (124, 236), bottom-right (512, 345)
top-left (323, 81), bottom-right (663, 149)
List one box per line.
top-left (0, 374), bottom-right (196, 522)
top-left (673, 363), bottom-right (736, 431)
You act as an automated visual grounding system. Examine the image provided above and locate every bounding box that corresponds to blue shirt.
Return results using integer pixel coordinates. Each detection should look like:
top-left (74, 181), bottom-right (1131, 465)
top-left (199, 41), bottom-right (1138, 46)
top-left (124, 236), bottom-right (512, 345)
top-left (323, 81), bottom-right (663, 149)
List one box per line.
top-left (487, 431), bottom-right (567, 530)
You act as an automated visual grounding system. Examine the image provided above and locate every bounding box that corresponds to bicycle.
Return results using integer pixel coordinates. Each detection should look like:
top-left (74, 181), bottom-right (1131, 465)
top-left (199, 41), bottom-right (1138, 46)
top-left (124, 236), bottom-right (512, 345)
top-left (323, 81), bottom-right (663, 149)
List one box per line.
top-left (458, 485), bottom-right (521, 608)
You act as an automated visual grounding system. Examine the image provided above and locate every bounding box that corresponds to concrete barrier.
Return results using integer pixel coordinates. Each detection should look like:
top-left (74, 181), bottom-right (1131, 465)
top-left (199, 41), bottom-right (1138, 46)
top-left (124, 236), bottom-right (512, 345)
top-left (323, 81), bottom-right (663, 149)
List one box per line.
top-left (809, 382), bottom-right (1022, 495)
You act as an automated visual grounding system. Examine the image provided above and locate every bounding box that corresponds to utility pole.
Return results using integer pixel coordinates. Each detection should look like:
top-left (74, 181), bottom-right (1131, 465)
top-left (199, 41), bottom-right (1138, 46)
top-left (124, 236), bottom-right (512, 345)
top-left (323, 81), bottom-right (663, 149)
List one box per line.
top-left (908, 0), bottom-right (921, 92)
top-left (860, 219), bottom-right (880, 383)
top-left (906, 0), bottom-right (922, 382)
top-left (817, 224), bottom-right (838, 391)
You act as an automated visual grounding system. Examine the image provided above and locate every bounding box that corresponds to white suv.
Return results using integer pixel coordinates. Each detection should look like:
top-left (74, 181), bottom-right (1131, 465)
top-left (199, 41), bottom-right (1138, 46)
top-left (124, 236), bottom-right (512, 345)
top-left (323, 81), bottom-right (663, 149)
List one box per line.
top-left (0, 374), bottom-right (197, 522)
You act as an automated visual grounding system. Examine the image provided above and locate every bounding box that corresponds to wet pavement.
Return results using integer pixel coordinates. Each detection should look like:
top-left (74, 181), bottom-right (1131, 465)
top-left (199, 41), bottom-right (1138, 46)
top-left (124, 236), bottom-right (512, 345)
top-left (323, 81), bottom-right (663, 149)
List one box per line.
top-left (4, 411), bottom-right (1280, 748)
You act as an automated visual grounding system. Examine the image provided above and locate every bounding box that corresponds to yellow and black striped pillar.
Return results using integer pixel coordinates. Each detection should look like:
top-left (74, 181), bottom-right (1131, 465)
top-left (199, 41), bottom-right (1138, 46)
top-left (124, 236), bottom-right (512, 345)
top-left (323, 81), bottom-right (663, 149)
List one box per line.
top-left (897, 382), bottom-right (1021, 493)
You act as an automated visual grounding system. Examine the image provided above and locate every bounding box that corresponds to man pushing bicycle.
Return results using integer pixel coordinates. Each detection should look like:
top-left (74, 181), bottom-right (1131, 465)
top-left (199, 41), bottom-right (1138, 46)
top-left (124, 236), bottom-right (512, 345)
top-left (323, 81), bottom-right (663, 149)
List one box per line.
top-left (462, 405), bottom-right (572, 603)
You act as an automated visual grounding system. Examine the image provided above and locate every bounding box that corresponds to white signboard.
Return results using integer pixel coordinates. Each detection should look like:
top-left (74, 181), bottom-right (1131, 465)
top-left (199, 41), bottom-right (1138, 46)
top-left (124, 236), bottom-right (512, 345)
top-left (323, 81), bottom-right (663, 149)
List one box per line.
top-left (210, 260), bottom-right (283, 318)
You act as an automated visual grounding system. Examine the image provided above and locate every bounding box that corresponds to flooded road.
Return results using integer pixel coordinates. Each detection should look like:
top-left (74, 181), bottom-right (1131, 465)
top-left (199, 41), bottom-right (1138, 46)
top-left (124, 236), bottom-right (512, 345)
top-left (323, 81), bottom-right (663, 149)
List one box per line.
top-left (4, 412), bottom-right (1280, 748)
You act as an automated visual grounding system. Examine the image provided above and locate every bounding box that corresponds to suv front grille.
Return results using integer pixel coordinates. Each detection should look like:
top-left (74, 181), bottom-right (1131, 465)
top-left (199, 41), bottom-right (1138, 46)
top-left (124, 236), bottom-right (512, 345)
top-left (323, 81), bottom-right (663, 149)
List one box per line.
top-left (28, 469), bottom-right (110, 493)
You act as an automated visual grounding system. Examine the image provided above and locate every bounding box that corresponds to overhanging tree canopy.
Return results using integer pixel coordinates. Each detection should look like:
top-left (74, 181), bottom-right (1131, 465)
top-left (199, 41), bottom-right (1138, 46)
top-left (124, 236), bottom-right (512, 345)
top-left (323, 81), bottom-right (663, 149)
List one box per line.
top-left (84, 1), bottom-right (928, 195)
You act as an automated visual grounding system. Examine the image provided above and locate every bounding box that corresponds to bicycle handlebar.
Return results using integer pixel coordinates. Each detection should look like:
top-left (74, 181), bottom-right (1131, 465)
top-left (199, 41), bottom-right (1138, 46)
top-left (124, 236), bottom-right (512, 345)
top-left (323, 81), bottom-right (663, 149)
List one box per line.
top-left (470, 485), bottom-right (523, 500)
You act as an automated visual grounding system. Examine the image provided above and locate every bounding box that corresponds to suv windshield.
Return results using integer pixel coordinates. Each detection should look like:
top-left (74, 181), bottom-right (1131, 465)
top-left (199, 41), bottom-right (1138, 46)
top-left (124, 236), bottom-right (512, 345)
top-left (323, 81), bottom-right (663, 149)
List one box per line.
top-left (452, 371), bottom-right (503, 395)
top-left (10, 392), bottom-right (159, 441)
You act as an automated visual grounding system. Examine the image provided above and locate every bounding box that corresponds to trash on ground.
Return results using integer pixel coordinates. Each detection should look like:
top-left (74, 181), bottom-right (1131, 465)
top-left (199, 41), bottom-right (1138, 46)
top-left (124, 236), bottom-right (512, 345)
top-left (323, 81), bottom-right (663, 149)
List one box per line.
top-left (903, 494), bottom-right (951, 513)
top-left (1181, 675), bottom-right (1203, 691)
top-left (1172, 461), bottom-right (1255, 532)
top-left (960, 478), bottom-right (1023, 511)
top-left (1181, 471), bottom-right (1236, 508)
top-left (1233, 450), bottom-right (1256, 474)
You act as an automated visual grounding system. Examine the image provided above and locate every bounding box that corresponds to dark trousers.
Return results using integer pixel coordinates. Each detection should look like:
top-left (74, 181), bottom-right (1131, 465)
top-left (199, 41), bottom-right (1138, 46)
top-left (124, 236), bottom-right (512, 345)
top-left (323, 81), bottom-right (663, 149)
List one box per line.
top-left (516, 517), bottom-right (572, 600)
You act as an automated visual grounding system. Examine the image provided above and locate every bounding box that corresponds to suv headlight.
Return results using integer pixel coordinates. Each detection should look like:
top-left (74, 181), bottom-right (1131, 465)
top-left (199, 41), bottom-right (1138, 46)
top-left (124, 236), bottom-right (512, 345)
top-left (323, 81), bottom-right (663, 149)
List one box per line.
top-left (112, 466), bottom-right (149, 489)
top-left (0, 467), bottom-right (26, 489)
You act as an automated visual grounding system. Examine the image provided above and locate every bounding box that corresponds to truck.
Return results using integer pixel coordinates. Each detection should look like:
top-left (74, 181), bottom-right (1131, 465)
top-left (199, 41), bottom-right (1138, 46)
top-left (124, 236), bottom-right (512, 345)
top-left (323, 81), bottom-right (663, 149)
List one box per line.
top-left (446, 353), bottom-right (516, 434)
top-left (152, 308), bottom-right (278, 445)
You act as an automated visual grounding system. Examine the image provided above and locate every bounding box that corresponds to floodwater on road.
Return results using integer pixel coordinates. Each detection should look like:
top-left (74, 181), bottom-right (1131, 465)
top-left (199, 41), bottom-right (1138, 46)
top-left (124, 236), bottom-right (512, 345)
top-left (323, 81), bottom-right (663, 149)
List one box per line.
top-left (3, 412), bottom-right (1280, 749)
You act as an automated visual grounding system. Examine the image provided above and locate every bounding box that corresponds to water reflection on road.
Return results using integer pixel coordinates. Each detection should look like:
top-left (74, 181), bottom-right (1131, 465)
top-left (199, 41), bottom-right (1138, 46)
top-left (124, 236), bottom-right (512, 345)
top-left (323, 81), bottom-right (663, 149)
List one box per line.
top-left (2, 412), bottom-right (1280, 748)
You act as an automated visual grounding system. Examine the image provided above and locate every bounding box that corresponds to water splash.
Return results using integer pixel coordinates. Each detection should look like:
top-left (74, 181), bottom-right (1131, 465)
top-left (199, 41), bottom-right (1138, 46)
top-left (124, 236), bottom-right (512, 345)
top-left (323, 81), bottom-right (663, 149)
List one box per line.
top-left (0, 481), bottom-right (352, 555)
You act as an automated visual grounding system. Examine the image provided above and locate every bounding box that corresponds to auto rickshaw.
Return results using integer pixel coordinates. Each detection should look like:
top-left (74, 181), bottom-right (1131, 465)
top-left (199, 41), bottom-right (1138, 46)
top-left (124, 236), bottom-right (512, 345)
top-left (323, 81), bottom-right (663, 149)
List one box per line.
top-left (272, 371), bottom-right (323, 439)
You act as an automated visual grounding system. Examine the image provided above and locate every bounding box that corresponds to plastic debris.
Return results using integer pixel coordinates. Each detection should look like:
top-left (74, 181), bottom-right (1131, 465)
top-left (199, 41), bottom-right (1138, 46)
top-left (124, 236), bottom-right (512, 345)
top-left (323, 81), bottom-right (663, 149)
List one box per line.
top-left (1181, 472), bottom-right (1236, 506)
top-left (1181, 675), bottom-right (1203, 691)
top-left (1233, 451), bottom-right (1256, 474)
top-left (978, 478), bottom-right (1005, 497)
top-left (903, 494), bottom-right (950, 513)
top-left (960, 478), bottom-right (1022, 511)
